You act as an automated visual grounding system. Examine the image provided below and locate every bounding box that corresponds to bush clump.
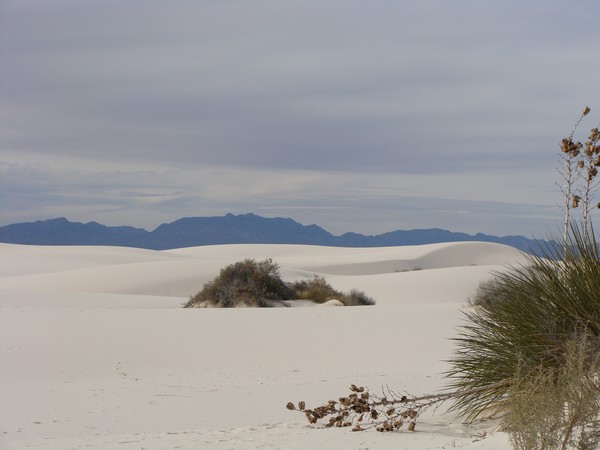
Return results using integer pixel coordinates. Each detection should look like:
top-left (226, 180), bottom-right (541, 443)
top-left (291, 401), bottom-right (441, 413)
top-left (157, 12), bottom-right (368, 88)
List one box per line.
top-left (447, 227), bottom-right (600, 435)
top-left (468, 277), bottom-right (507, 310)
top-left (291, 276), bottom-right (375, 306)
top-left (184, 258), bottom-right (374, 308)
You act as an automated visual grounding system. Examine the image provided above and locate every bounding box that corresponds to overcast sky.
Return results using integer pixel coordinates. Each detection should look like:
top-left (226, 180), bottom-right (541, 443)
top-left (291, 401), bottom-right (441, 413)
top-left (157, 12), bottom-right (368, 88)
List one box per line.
top-left (1, 0), bottom-right (599, 236)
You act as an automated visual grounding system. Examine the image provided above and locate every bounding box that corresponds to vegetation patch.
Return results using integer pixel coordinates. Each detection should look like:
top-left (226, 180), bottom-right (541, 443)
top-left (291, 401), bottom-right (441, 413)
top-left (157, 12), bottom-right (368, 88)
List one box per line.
top-left (287, 107), bottom-right (600, 448)
top-left (184, 258), bottom-right (375, 308)
top-left (447, 228), bottom-right (600, 426)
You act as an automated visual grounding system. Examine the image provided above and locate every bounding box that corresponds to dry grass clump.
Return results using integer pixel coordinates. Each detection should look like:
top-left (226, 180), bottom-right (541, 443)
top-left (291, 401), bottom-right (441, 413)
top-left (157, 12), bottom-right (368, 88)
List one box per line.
top-left (343, 289), bottom-right (376, 306)
top-left (504, 337), bottom-right (600, 450)
top-left (468, 277), bottom-right (506, 309)
top-left (291, 276), bottom-right (374, 306)
top-left (291, 276), bottom-right (342, 303)
top-left (184, 259), bottom-right (374, 308)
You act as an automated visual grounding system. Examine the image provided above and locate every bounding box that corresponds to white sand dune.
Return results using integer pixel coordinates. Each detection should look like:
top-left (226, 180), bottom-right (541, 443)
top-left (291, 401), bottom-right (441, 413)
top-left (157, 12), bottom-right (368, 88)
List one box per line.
top-left (0, 241), bottom-right (528, 449)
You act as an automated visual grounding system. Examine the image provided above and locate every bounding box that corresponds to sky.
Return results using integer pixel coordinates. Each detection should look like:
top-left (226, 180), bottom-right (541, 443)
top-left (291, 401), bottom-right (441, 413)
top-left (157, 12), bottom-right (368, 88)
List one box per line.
top-left (1, 0), bottom-right (600, 237)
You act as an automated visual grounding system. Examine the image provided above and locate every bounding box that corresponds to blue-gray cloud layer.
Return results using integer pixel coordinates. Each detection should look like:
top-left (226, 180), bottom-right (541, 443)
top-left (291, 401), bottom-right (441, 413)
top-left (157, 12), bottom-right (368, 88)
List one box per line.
top-left (1, 1), bottom-right (599, 235)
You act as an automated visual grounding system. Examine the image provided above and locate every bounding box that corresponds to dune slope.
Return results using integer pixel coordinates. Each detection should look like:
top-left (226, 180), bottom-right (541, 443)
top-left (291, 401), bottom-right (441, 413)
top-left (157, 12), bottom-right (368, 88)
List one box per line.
top-left (0, 242), bottom-right (526, 449)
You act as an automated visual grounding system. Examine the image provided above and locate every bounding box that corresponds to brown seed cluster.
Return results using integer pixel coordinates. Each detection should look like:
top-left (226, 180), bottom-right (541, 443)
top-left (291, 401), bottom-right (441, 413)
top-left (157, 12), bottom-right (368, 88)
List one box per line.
top-left (561, 108), bottom-right (600, 215)
top-left (583, 128), bottom-right (600, 181)
top-left (561, 138), bottom-right (583, 157)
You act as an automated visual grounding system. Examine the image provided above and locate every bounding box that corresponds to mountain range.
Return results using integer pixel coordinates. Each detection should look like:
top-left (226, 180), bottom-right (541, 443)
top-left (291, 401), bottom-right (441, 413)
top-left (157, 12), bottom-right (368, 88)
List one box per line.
top-left (0, 213), bottom-right (546, 253)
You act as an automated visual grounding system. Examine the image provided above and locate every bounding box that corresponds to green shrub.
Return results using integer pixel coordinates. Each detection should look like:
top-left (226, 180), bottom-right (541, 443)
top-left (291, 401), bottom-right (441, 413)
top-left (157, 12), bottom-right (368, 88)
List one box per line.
top-left (447, 227), bottom-right (600, 423)
top-left (184, 259), bottom-right (375, 308)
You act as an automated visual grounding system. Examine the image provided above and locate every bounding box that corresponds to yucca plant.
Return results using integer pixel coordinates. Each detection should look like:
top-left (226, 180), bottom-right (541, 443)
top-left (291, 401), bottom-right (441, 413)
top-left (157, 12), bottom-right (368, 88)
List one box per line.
top-left (446, 225), bottom-right (600, 423)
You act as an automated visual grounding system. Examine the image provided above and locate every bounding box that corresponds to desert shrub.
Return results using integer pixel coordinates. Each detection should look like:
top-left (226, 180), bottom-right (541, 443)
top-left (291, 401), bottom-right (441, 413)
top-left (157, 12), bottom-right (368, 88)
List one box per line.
top-left (184, 258), bottom-right (293, 308)
top-left (343, 289), bottom-right (375, 306)
top-left (468, 277), bottom-right (507, 309)
top-left (291, 276), bottom-right (343, 303)
top-left (184, 259), bottom-right (374, 308)
top-left (447, 227), bottom-right (600, 425)
top-left (290, 276), bottom-right (375, 306)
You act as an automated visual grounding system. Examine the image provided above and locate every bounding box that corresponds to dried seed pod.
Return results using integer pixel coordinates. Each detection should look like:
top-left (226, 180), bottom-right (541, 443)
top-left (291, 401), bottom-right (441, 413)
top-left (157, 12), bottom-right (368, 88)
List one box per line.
top-left (402, 409), bottom-right (417, 419)
top-left (352, 425), bottom-right (363, 432)
top-left (408, 421), bottom-right (416, 432)
top-left (350, 384), bottom-right (358, 392)
top-left (386, 408), bottom-right (395, 416)
top-left (370, 409), bottom-right (379, 420)
top-left (298, 401), bottom-right (305, 411)
top-left (582, 106), bottom-right (591, 116)
top-left (286, 402), bottom-right (296, 410)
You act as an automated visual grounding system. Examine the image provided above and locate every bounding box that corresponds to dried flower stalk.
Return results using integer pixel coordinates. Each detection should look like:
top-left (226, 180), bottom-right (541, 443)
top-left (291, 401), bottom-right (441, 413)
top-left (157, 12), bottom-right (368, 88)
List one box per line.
top-left (557, 106), bottom-right (599, 252)
top-left (287, 383), bottom-right (505, 433)
top-left (578, 124), bottom-right (600, 243)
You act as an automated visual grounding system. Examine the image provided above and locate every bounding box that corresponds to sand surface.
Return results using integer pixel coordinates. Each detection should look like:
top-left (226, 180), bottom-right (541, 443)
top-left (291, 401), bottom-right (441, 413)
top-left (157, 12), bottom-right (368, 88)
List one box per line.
top-left (0, 242), bottom-right (528, 449)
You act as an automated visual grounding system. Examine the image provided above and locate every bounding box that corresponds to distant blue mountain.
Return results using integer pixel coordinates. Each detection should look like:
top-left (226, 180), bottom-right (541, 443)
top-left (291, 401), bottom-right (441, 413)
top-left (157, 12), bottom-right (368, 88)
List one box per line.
top-left (0, 213), bottom-right (545, 253)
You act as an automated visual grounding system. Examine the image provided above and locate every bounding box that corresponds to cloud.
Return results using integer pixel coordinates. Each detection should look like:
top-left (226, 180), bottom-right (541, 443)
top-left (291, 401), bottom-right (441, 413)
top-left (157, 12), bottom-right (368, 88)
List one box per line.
top-left (1, 0), bottom-right (599, 234)
top-left (0, 155), bottom-right (560, 235)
